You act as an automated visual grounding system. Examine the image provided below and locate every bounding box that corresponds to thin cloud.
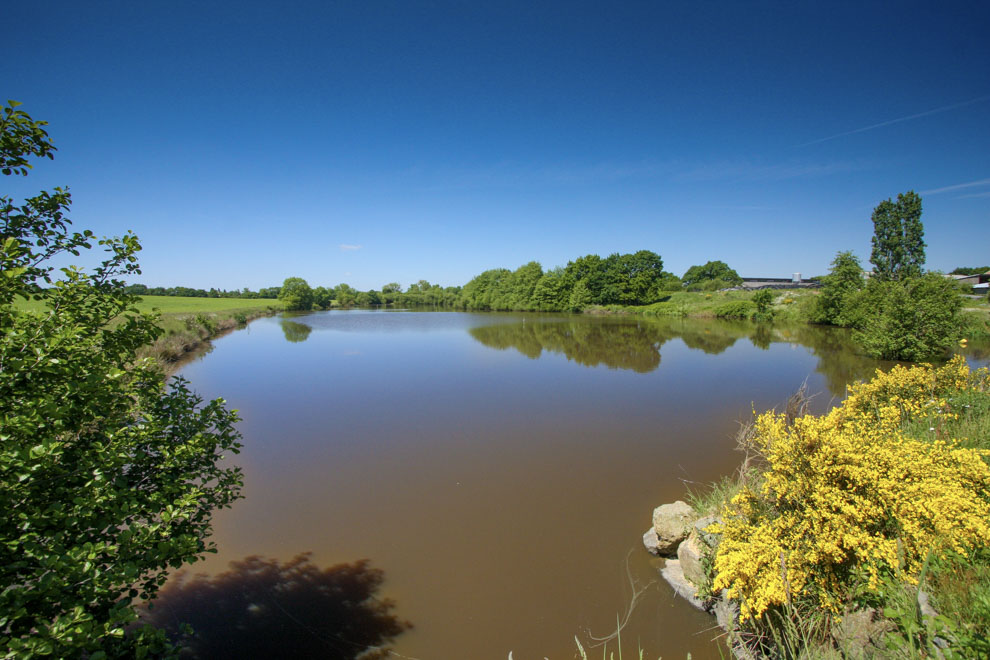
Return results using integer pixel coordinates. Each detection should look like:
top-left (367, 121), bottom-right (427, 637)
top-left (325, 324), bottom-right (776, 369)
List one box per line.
top-left (339, 244), bottom-right (362, 251)
top-left (796, 94), bottom-right (990, 148)
top-left (921, 178), bottom-right (990, 195)
top-left (957, 190), bottom-right (990, 199)
top-left (676, 159), bottom-right (863, 182)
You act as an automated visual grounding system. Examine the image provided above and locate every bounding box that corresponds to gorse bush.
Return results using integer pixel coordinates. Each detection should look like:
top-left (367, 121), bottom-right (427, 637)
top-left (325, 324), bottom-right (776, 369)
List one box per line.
top-left (713, 357), bottom-right (990, 622)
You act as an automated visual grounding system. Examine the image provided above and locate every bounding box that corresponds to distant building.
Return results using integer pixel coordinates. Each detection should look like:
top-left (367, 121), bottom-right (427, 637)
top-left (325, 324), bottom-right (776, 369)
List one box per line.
top-left (948, 271), bottom-right (990, 290)
top-left (737, 274), bottom-right (820, 290)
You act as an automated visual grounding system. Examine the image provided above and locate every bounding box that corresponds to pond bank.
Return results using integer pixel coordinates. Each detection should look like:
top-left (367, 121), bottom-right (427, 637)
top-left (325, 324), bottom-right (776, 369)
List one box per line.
top-left (139, 307), bottom-right (279, 375)
top-left (644, 357), bottom-right (990, 657)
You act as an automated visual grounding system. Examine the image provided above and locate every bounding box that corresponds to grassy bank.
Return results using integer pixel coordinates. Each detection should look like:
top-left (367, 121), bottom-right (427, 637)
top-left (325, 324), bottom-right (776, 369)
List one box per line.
top-left (589, 288), bottom-right (818, 321)
top-left (599, 288), bottom-right (990, 342)
top-left (15, 295), bottom-right (283, 371)
top-left (682, 358), bottom-right (990, 657)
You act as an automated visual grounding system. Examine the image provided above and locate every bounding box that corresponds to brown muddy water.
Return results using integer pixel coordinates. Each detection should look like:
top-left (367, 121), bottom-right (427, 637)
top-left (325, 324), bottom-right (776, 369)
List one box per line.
top-left (161, 311), bottom-right (989, 659)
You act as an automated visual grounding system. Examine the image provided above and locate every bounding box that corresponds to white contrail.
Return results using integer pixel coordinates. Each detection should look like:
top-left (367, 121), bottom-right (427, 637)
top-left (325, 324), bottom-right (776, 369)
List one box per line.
top-left (920, 177), bottom-right (990, 195)
top-left (796, 94), bottom-right (990, 148)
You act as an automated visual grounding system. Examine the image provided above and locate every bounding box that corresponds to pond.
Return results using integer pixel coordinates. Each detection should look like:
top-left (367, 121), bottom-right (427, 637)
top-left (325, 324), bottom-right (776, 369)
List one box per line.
top-left (164, 311), bottom-right (989, 659)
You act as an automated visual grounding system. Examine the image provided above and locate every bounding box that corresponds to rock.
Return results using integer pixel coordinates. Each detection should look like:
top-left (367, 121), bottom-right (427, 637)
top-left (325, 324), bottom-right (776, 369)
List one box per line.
top-left (917, 588), bottom-right (938, 620)
top-left (713, 594), bottom-right (739, 633)
top-left (660, 559), bottom-right (707, 611)
top-left (693, 515), bottom-right (720, 547)
top-left (642, 528), bottom-right (662, 556)
top-left (652, 501), bottom-right (696, 555)
top-left (677, 530), bottom-right (706, 588)
top-left (831, 608), bottom-right (895, 657)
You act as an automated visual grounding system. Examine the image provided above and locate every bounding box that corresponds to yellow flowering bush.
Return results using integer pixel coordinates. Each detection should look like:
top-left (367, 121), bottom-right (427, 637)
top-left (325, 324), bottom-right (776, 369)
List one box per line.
top-left (713, 357), bottom-right (990, 621)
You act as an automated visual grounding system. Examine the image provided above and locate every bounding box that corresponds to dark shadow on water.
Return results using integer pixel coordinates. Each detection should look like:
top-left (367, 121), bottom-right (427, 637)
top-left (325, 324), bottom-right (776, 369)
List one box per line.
top-left (140, 553), bottom-right (410, 659)
top-left (281, 319), bottom-right (313, 343)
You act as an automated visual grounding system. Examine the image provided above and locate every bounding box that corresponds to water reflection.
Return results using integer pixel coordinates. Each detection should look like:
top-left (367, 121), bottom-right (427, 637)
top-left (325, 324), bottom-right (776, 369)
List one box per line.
top-left (281, 320), bottom-right (313, 343)
top-left (467, 316), bottom-right (923, 395)
top-left (142, 554), bottom-right (410, 659)
top-left (470, 319), bottom-right (668, 372)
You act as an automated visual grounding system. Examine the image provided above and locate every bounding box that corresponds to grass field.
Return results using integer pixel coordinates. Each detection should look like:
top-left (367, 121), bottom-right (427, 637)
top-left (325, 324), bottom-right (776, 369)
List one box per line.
top-left (14, 294), bottom-right (282, 315)
top-left (14, 295), bottom-right (283, 369)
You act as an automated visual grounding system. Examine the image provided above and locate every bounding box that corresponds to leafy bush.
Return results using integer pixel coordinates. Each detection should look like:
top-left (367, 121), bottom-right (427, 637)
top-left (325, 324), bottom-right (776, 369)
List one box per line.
top-left (811, 251), bottom-right (865, 326)
top-left (1, 101), bottom-right (244, 655)
top-left (852, 273), bottom-right (963, 361)
top-left (685, 278), bottom-right (736, 292)
top-left (715, 300), bottom-right (756, 319)
top-left (751, 290), bottom-right (775, 322)
top-left (713, 358), bottom-right (990, 623)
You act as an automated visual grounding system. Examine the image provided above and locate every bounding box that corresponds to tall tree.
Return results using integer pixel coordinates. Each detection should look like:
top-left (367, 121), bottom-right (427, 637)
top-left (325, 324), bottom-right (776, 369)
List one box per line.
top-left (870, 191), bottom-right (925, 281)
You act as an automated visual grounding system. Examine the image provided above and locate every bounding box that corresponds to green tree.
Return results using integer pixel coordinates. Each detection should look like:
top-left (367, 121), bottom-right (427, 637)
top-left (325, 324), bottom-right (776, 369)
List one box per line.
top-left (812, 251), bottom-right (866, 327)
top-left (530, 268), bottom-right (573, 311)
top-left (681, 260), bottom-right (742, 287)
top-left (853, 273), bottom-right (963, 361)
top-left (601, 250), bottom-right (665, 305)
top-left (568, 279), bottom-right (593, 311)
top-left (312, 285), bottom-right (333, 310)
top-left (278, 277), bottom-right (314, 310)
top-left (334, 282), bottom-right (357, 307)
top-left (0, 102), bottom-right (244, 655)
top-left (949, 266), bottom-right (989, 276)
top-left (563, 254), bottom-right (607, 304)
top-left (870, 191), bottom-right (925, 281)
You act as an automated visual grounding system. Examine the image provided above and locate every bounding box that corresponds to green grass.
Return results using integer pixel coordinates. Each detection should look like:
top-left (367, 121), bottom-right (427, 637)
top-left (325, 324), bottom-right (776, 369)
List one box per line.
top-left (14, 294), bottom-right (281, 315)
top-left (133, 295), bottom-right (282, 315)
top-left (610, 289), bottom-right (821, 321)
top-left (15, 295), bottom-right (283, 369)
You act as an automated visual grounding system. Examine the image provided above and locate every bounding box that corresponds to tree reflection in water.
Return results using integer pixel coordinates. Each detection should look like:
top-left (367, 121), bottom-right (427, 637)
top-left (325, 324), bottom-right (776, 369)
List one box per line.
top-left (467, 316), bottom-right (980, 397)
top-left (141, 553), bottom-right (410, 659)
top-left (281, 320), bottom-right (313, 343)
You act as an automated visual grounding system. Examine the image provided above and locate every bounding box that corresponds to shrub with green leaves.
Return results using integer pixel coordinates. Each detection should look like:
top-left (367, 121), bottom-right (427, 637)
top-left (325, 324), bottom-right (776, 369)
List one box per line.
top-left (852, 273), bottom-right (963, 361)
top-left (715, 300), bottom-right (756, 319)
top-left (812, 251), bottom-right (865, 327)
top-left (1, 101), bottom-right (244, 656)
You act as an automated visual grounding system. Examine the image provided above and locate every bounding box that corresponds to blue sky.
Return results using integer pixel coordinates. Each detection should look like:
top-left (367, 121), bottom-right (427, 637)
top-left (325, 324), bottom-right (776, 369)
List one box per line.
top-left (4, 1), bottom-right (989, 290)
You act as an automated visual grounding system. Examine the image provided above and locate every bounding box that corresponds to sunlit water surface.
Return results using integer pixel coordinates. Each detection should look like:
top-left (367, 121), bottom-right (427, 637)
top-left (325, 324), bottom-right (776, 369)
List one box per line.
top-left (163, 310), bottom-right (989, 659)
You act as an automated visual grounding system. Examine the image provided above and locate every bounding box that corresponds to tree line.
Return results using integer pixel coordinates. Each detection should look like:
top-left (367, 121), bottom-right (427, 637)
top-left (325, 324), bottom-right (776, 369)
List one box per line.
top-left (274, 253), bottom-right (748, 311)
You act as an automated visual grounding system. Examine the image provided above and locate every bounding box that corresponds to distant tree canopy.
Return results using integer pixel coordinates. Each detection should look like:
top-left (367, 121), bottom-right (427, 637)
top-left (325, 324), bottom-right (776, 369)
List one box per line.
top-left (681, 260), bottom-right (742, 287)
top-left (813, 193), bottom-right (963, 361)
top-left (458, 250), bottom-right (670, 311)
top-left (870, 190), bottom-right (925, 281)
top-left (278, 277), bottom-right (314, 311)
top-left (950, 266), bottom-right (989, 276)
top-left (123, 284), bottom-right (281, 299)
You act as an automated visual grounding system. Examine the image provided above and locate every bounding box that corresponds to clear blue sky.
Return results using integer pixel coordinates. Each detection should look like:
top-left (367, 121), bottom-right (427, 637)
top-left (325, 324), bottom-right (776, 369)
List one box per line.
top-left (4, 1), bottom-right (989, 291)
